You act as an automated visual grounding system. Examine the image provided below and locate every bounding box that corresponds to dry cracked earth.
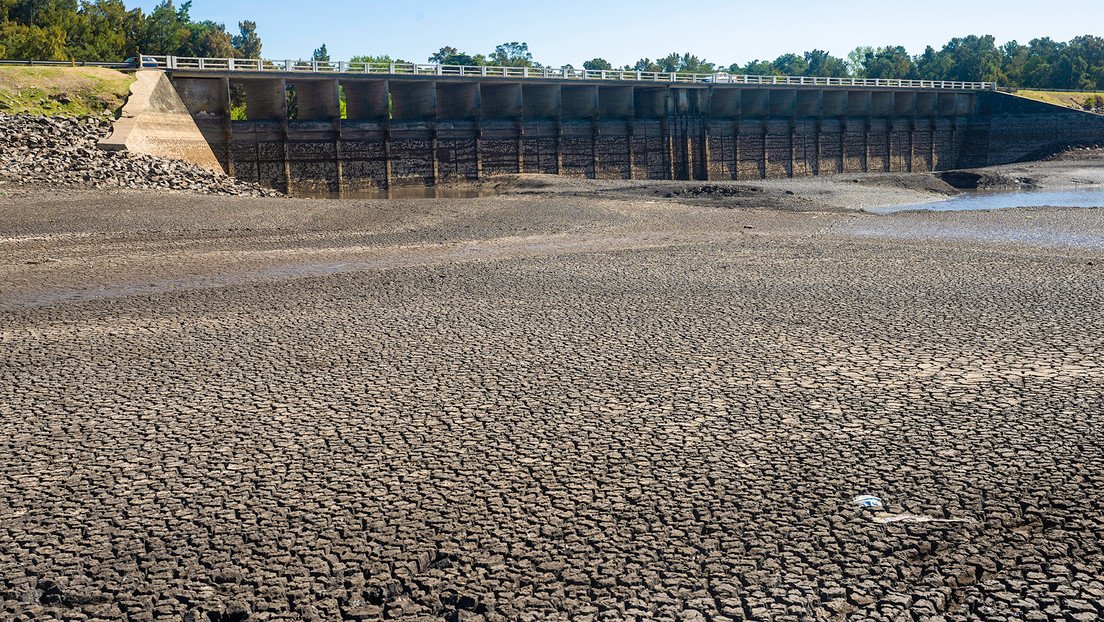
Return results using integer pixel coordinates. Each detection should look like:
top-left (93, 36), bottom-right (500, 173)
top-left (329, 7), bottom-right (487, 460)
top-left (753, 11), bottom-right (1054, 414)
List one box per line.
top-left (1, 181), bottom-right (1103, 622)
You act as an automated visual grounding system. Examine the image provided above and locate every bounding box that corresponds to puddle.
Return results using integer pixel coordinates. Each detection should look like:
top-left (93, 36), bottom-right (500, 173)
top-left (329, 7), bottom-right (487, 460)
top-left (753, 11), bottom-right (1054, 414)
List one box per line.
top-left (869, 188), bottom-right (1104, 214)
top-left (293, 187), bottom-right (493, 200)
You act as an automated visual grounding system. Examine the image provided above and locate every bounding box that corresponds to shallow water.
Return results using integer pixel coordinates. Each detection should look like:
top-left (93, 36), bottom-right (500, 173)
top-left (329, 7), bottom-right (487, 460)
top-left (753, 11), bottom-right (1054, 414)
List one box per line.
top-left (870, 188), bottom-right (1104, 214)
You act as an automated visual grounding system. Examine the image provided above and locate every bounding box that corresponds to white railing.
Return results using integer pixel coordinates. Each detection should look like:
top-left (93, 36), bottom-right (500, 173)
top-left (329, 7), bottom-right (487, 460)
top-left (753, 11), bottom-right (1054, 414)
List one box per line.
top-left (144, 55), bottom-right (996, 90)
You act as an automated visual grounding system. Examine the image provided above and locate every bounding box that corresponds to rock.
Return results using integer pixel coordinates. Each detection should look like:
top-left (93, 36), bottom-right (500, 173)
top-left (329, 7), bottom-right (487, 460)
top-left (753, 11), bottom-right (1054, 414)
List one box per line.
top-left (0, 112), bottom-right (283, 198)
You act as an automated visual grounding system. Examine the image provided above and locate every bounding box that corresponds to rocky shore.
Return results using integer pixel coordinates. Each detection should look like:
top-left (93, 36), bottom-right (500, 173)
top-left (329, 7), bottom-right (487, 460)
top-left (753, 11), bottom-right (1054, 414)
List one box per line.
top-left (0, 113), bottom-right (282, 197)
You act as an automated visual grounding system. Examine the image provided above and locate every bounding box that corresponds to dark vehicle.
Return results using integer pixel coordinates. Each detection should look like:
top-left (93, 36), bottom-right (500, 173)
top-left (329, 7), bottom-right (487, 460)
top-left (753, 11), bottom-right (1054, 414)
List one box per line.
top-left (123, 56), bottom-right (160, 68)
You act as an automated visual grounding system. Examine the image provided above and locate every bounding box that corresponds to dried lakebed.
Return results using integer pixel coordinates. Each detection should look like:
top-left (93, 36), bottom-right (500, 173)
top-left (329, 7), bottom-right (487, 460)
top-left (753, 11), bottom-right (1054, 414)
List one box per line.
top-left (1, 184), bottom-right (1102, 622)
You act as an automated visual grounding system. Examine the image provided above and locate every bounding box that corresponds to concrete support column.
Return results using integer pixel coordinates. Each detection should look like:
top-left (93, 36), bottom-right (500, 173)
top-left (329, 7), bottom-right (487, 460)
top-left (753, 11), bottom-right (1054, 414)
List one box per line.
top-left (788, 119), bottom-right (797, 178)
top-left (813, 119), bottom-right (822, 176)
top-left (430, 124), bottom-right (439, 184)
top-left (292, 79), bottom-right (340, 120)
top-left (627, 120), bottom-right (635, 180)
top-left (929, 117), bottom-right (937, 170)
top-left (240, 78), bottom-right (287, 121)
top-left (475, 121), bottom-right (484, 180)
top-left (838, 117), bottom-right (846, 173)
top-left (333, 118), bottom-right (343, 194)
top-left (884, 124), bottom-right (892, 172)
top-left (907, 118), bottom-right (916, 173)
top-left (516, 120), bottom-right (525, 173)
top-left (732, 121), bottom-right (740, 180)
top-left (555, 117), bottom-right (564, 175)
top-left (701, 122), bottom-right (710, 181)
top-left (760, 121), bottom-right (768, 179)
top-left (383, 120), bottom-right (393, 189)
top-left (863, 117), bottom-right (872, 173)
top-left (280, 119), bottom-right (292, 194)
top-left (591, 120), bottom-right (600, 180)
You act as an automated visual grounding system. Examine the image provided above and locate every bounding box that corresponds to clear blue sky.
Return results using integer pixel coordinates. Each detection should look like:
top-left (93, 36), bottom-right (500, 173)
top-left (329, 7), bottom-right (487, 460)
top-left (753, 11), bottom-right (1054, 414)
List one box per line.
top-left (138, 0), bottom-right (1104, 66)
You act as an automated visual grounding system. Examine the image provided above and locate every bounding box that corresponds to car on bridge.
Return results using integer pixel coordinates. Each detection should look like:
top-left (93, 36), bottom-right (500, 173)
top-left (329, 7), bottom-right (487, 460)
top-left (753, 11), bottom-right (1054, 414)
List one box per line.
top-left (123, 56), bottom-right (160, 69)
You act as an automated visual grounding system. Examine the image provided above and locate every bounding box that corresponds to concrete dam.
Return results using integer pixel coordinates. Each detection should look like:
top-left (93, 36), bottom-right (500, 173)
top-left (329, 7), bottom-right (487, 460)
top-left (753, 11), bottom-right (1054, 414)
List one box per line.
top-left (121, 59), bottom-right (1104, 194)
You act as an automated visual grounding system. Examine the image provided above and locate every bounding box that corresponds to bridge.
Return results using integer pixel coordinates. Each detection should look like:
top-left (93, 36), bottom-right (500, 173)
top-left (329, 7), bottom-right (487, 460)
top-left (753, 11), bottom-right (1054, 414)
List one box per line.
top-left (106, 56), bottom-right (1104, 194)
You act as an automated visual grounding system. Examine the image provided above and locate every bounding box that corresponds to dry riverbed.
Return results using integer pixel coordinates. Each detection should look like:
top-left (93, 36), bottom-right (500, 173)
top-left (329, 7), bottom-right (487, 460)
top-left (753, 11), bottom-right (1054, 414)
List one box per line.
top-left (1, 164), bottom-right (1103, 622)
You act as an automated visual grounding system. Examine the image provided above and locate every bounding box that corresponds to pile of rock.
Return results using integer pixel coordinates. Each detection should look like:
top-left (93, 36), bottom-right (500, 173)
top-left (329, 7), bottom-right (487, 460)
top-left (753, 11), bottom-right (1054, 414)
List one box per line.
top-left (0, 113), bottom-right (282, 197)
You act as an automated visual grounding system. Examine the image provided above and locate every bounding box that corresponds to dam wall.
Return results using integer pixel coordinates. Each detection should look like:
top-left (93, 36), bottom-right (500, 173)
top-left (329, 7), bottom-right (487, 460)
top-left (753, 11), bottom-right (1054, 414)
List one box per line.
top-left (163, 72), bottom-right (1104, 194)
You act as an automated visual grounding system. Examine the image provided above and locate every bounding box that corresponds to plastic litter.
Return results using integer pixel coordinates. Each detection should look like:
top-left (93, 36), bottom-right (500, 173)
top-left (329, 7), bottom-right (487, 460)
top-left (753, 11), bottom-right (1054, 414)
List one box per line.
top-left (854, 495), bottom-right (974, 525)
top-left (853, 495), bottom-right (884, 509)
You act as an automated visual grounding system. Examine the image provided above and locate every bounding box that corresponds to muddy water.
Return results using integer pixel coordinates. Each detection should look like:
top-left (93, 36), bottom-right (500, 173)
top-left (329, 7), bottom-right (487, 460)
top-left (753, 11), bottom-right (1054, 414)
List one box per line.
top-left (870, 188), bottom-right (1104, 214)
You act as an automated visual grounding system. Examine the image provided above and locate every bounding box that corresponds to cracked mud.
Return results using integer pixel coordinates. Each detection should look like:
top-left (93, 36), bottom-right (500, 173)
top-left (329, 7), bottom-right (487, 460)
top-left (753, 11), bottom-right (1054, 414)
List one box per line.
top-left (1, 178), bottom-right (1103, 622)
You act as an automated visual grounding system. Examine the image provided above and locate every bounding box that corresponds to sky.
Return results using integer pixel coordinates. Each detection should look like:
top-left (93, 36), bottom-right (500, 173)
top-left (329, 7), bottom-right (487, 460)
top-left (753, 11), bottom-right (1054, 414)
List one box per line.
top-left (137, 0), bottom-right (1104, 67)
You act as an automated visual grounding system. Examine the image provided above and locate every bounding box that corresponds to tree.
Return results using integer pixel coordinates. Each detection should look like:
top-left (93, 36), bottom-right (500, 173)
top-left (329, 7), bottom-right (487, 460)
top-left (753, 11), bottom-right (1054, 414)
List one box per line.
top-left (855, 46), bottom-right (914, 79)
top-left (802, 49), bottom-right (849, 77)
top-left (771, 53), bottom-right (807, 76)
top-left (630, 58), bottom-right (662, 72)
top-left (583, 57), bottom-right (612, 71)
top-left (489, 41), bottom-right (533, 67)
top-left (139, 0), bottom-right (191, 55)
top-left (312, 42), bottom-right (329, 62)
top-left (231, 19), bottom-right (260, 58)
top-left (429, 45), bottom-right (457, 63)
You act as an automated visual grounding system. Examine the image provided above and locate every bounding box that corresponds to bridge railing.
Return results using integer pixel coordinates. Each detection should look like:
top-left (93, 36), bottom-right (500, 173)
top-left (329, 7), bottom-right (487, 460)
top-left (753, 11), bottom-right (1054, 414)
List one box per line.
top-left (147, 55), bottom-right (997, 90)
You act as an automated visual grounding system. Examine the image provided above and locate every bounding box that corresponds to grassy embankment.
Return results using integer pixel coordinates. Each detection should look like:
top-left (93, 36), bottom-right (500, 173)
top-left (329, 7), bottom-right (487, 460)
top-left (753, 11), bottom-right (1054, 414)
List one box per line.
top-left (1016, 89), bottom-right (1104, 111)
top-left (0, 67), bottom-right (133, 117)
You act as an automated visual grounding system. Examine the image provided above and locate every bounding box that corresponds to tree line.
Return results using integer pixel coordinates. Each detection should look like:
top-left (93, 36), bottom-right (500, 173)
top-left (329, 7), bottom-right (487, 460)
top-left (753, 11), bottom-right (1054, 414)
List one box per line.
top-left (3, 2), bottom-right (1103, 91)
top-left (0, 0), bottom-right (261, 62)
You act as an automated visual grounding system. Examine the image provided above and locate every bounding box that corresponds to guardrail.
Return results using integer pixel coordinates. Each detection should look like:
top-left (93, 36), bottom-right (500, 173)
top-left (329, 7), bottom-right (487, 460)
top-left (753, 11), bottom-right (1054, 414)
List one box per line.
top-left (0, 59), bottom-right (128, 68)
top-left (149, 56), bottom-right (997, 91)
top-left (1, 56), bottom-right (998, 90)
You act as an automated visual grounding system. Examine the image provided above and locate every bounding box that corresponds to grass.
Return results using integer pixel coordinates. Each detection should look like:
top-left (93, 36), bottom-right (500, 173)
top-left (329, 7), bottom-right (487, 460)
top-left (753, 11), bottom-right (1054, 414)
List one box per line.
top-left (1015, 89), bottom-right (1104, 111)
top-left (0, 67), bottom-right (134, 117)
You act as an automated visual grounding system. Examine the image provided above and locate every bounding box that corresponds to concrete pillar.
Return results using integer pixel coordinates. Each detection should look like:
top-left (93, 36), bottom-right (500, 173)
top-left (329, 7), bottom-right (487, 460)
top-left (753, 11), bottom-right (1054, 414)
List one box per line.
top-left (333, 118), bottom-right (343, 193)
top-left (796, 90), bottom-right (820, 117)
top-left (872, 91), bottom-right (894, 117)
top-left (788, 120), bottom-right (796, 178)
top-left (390, 81), bottom-right (436, 120)
top-left (701, 122), bottom-right (711, 181)
top-left (813, 119), bottom-right (822, 176)
top-left (343, 81), bottom-right (388, 120)
top-left (475, 120), bottom-right (483, 179)
top-left (437, 83), bottom-right (479, 120)
top-left (383, 120), bottom-right (393, 188)
top-left (239, 78), bottom-right (286, 120)
top-left (291, 79), bottom-right (340, 120)
top-left (516, 120), bottom-right (525, 173)
top-left (907, 118), bottom-right (916, 173)
top-left (555, 117), bottom-right (564, 175)
top-left (770, 90), bottom-right (796, 117)
top-left (863, 117), bottom-right (871, 173)
top-left (823, 90), bottom-right (847, 117)
top-left (930, 117), bottom-right (937, 170)
top-left (627, 120), bottom-right (635, 180)
top-left (733, 121), bottom-right (740, 180)
top-left (599, 86), bottom-right (634, 119)
top-left (743, 90), bottom-right (769, 117)
top-left (591, 120), bottom-right (600, 179)
top-left (480, 83), bottom-right (522, 120)
top-left (173, 77), bottom-right (230, 116)
top-left (430, 125), bottom-right (439, 184)
top-left (847, 90), bottom-right (872, 116)
top-left (838, 117), bottom-right (846, 174)
top-left (711, 88), bottom-right (740, 118)
top-left (760, 120), bottom-right (768, 179)
top-left (562, 85), bottom-right (599, 119)
top-left (523, 84), bottom-right (559, 119)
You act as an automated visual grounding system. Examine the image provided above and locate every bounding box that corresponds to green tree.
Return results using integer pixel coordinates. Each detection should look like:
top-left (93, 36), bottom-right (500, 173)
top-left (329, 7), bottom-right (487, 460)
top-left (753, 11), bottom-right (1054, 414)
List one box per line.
top-left (231, 19), bottom-right (261, 58)
top-left (583, 57), bottom-right (612, 71)
top-left (312, 42), bottom-right (329, 62)
top-left (771, 53), bottom-right (807, 76)
top-left (489, 41), bottom-right (533, 67)
top-left (802, 49), bottom-right (849, 77)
